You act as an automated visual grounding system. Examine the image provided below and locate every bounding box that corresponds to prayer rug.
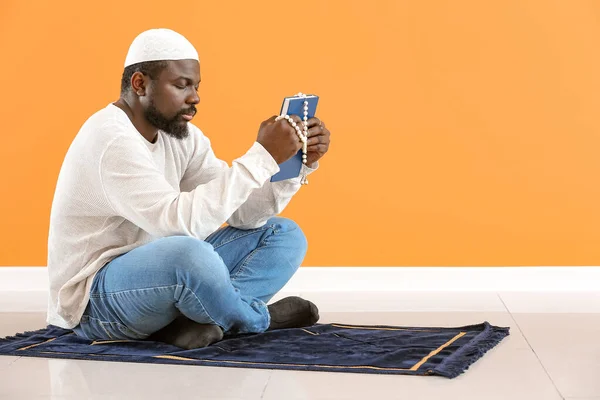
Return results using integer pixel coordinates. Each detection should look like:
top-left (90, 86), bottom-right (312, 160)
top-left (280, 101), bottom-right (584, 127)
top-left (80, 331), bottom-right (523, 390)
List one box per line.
top-left (0, 321), bottom-right (509, 378)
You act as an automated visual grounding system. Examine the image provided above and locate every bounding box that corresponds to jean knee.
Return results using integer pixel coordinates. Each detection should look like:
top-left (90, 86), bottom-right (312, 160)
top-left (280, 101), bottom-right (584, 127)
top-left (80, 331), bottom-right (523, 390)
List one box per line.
top-left (267, 217), bottom-right (308, 265)
top-left (165, 236), bottom-right (226, 280)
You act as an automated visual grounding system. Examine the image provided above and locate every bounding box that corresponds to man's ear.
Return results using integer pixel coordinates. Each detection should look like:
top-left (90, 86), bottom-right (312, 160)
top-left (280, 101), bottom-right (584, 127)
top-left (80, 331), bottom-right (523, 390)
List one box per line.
top-left (131, 71), bottom-right (147, 96)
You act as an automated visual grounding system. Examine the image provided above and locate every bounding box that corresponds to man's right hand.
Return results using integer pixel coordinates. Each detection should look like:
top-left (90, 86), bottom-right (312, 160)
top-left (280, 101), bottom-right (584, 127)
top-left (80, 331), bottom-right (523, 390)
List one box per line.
top-left (257, 115), bottom-right (303, 164)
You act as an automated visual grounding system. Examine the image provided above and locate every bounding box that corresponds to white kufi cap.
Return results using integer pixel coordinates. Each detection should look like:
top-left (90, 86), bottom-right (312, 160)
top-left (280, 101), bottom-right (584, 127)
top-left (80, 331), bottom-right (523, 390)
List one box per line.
top-left (124, 28), bottom-right (199, 68)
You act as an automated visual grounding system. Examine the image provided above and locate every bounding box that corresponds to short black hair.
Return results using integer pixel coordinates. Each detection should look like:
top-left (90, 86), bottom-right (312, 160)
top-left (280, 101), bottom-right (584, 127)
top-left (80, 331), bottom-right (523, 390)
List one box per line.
top-left (120, 60), bottom-right (168, 95)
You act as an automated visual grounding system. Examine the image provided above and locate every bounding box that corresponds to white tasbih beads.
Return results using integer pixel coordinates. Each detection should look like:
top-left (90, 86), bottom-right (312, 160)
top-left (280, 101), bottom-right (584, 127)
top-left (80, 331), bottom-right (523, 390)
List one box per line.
top-left (275, 92), bottom-right (310, 185)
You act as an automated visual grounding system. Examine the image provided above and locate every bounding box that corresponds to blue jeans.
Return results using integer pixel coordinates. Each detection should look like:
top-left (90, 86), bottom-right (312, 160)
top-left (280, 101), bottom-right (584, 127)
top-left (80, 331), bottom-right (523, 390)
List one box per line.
top-left (73, 217), bottom-right (307, 340)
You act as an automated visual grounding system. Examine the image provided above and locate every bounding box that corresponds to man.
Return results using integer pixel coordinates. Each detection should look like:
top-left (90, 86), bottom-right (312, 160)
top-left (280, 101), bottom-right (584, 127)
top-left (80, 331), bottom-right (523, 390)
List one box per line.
top-left (46, 28), bottom-right (331, 349)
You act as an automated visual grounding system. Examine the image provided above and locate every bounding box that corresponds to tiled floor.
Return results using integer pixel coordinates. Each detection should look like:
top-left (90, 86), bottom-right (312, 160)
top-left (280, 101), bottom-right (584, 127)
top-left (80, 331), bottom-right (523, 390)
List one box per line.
top-left (0, 291), bottom-right (598, 399)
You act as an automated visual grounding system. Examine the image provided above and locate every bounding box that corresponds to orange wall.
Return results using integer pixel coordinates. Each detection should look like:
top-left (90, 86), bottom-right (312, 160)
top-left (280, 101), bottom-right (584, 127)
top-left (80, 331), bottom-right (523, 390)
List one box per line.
top-left (2, 0), bottom-right (600, 266)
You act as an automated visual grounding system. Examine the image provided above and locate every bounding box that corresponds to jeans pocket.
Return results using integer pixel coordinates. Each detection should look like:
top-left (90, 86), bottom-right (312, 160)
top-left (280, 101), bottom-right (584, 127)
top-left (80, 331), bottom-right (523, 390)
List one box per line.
top-left (101, 320), bottom-right (146, 340)
top-left (74, 315), bottom-right (145, 341)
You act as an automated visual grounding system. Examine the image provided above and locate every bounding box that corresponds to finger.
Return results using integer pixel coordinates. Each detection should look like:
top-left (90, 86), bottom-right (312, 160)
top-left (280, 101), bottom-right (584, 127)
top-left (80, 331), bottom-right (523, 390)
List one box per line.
top-left (307, 144), bottom-right (328, 153)
top-left (306, 118), bottom-right (327, 129)
top-left (307, 135), bottom-right (323, 146)
top-left (305, 117), bottom-right (320, 128)
top-left (274, 118), bottom-right (289, 130)
top-left (262, 115), bottom-right (278, 127)
top-left (276, 119), bottom-right (297, 137)
top-left (288, 114), bottom-right (303, 125)
top-left (307, 125), bottom-right (326, 137)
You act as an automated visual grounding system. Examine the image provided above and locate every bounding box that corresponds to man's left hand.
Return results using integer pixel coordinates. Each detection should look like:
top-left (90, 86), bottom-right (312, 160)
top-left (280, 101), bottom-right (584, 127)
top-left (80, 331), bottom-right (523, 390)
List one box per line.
top-left (305, 118), bottom-right (331, 167)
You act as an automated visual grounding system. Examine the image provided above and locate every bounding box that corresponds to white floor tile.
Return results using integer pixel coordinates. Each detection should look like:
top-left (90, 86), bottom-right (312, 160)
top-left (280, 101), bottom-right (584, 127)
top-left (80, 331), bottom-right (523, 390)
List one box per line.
top-left (0, 312), bottom-right (47, 338)
top-left (564, 398), bottom-right (600, 400)
top-left (300, 291), bottom-right (506, 312)
top-left (499, 292), bottom-right (600, 313)
top-left (0, 291), bottom-right (47, 312)
top-left (0, 357), bottom-right (269, 399)
top-left (0, 356), bottom-right (19, 369)
top-left (7, 396), bottom-right (258, 400)
top-left (7, 396), bottom-right (79, 400)
top-left (513, 313), bottom-right (600, 398)
top-left (7, 396), bottom-right (92, 400)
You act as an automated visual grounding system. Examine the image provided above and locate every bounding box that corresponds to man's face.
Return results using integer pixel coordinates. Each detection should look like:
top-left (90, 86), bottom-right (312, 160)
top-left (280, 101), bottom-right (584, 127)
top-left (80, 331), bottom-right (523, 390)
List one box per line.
top-left (142, 60), bottom-right (200, 139)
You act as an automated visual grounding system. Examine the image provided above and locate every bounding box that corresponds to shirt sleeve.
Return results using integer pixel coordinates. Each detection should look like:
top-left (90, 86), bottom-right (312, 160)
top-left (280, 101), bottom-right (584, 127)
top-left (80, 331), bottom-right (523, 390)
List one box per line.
top-left (99, 135), bottom-right (279, 240)
top-left (225, 162), bottom-right (319, 229)
top-left (179, 127), bottom-right (318, 230)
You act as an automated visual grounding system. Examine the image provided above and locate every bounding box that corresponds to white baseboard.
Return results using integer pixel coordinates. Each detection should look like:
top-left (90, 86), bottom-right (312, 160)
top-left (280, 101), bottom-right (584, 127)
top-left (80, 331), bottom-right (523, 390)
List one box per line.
top-left (0, 266), bottom-right (599, 292)
top-left (0, 266), bottom-right (599, 313)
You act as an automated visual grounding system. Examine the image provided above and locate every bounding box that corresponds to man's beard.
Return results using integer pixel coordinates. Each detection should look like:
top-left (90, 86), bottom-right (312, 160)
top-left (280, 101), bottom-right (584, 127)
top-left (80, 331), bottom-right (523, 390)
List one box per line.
top-left (143, 99), bottom-right (193, 140)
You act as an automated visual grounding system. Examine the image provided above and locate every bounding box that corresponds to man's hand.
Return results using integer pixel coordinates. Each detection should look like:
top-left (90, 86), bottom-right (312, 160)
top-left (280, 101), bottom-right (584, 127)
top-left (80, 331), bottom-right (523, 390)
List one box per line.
top-left (305, 118), bottom-right (331, 167)
top-left (257, 116), bottom-right (303, 164)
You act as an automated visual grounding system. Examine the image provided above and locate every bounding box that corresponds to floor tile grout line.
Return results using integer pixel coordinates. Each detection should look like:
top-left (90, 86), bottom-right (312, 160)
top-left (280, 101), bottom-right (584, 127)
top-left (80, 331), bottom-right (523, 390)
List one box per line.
top-left (260, 371), bottom-right (273, 399)
top-left (496, 293), bottom-right (565, 400)
top-left (496, 292), bottom-right (511, 314)
top-left (6, 356), bottom-right (21, 367)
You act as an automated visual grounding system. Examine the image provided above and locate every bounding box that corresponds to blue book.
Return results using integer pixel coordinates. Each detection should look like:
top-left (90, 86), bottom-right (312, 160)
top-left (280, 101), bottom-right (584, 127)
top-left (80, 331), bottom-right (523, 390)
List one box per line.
top-left (270, 94), bottom-right (319, 182)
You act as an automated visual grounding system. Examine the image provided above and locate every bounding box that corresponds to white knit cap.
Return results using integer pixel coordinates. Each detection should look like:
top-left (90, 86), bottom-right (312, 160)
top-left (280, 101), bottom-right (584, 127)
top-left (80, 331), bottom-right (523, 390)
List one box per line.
top-left (124, 28), bottom-right (199, 68)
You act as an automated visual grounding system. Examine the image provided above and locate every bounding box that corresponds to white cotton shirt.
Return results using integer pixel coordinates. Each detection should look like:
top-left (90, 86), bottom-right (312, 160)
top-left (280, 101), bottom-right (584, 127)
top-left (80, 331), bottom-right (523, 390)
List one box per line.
top-left (47, 103), bottom-right (315, 329)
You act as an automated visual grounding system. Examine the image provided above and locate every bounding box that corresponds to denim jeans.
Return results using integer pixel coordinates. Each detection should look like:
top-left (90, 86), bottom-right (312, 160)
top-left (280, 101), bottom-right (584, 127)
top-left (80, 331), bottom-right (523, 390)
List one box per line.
top-left (73, 217), bottom-right (307, 340)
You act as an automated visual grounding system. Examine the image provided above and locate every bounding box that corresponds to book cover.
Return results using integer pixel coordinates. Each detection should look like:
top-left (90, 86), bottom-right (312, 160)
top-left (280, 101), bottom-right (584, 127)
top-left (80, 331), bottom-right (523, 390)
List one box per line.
top-left (270, 94), bottom-right (319, 182)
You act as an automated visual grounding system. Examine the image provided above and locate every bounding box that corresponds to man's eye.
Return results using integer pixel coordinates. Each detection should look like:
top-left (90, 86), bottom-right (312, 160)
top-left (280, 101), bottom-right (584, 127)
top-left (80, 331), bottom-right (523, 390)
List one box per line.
top-left (175, 84), bottom-right (186, 89)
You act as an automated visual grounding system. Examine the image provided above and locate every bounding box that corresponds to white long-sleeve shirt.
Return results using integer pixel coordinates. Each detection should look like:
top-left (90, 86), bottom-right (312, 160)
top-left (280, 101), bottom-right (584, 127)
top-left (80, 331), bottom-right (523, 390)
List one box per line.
top-left (47, 103), bottom-right (315, 329)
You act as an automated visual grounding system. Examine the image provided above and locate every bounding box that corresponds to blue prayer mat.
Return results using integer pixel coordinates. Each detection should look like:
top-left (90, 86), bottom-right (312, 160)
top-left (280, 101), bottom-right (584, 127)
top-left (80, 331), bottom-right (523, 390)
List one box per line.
top-left (0, 321), bottom-right (509, 378)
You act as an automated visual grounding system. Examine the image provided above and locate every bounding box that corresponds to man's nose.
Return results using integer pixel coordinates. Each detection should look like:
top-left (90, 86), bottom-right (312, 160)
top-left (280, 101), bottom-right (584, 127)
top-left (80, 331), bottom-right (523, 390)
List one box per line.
top-left (187, 90), bottom-right (199, 105)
